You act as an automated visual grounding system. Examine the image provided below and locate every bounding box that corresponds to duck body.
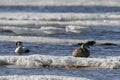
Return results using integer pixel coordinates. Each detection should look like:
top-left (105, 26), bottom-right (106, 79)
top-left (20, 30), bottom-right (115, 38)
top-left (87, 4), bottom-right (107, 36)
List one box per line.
top-left (15, 41), bottom-right (30, 55)
top-left (72, 43), bottom-right (90, 57)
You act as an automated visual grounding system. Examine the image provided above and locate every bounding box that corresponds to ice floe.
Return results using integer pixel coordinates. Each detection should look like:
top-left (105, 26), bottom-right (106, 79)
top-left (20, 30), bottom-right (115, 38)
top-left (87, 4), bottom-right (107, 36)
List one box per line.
top-left (0, 26), bottom-right (41, 35)
top-left (0, 0), bottom-right (119, 7)
top-left (0, 13), bottom-right (120, 21)
top-left (66, 25), bottom-right (87, 33)
top-left (0, 35), bottom-right (86, 44)
top-left (40, 27), bottom-right (66, 34)
top-left (0, 26), bottom-right (66, 35)
top-left (0, 13), bottom-right (120, 26)
top-left (0, 75), bottom-right (90, 80)
top-left (0, 35), bottom-right (120, 45)
top-left (0, 54), bottom-right (120, 69)
top-left (0, 19), bottom-right (120, 27)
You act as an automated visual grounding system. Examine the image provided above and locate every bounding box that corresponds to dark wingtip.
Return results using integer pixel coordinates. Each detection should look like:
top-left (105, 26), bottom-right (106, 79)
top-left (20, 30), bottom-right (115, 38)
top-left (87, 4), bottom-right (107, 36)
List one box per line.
top-left (74, 41), bottom-right (96, 46)
top-left (25, 49), bottom-right (30, 53)
top-left (101, 43), bottom-right (117, 46)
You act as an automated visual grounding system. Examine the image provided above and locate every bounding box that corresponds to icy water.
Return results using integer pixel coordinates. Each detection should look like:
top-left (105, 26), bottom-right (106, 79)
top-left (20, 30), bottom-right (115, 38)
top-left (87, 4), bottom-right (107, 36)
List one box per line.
top-left (0, 6), bottom-right (120, 13)
top-left (0, 1), bottom-right (120, 80)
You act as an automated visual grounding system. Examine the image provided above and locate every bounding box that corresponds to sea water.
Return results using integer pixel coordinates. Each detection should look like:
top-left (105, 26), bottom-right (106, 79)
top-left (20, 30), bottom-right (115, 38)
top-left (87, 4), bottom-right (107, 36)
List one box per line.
top-left (0, 0), bottom-right (120, 80)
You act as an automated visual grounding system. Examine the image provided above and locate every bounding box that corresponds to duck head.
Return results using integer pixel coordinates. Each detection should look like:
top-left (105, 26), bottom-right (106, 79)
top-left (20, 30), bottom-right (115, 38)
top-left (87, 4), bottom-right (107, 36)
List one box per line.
top-left (16, 41), bottom-right (23, 47)
top-left (85, 41), bottom-right (96, 46)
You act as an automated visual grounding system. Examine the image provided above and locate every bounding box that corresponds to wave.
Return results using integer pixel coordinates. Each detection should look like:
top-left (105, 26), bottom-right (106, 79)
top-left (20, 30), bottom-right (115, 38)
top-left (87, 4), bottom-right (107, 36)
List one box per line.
top-left (0, 54), bottom-right (120, 69)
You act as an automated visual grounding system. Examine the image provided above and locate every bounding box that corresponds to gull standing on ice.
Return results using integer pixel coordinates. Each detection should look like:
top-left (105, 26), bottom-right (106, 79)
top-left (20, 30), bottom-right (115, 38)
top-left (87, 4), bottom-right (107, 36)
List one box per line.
top-left (15, 41), bottom-right (30, 55)
top-left (72, 43), bottom-right (90, 57)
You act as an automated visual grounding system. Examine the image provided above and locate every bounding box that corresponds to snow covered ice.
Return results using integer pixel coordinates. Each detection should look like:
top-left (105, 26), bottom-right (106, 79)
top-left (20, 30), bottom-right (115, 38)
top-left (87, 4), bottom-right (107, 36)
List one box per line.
top-left (66, 25), bottom-right (87, 33)
top-left (40, 27), bottom-right (66, 34)
top-left (0, 75), bottom-right (90, 80)
top-left (0, 54), bottom-right (120, 69)
top-left (0, 13), bottom-right (120, 26)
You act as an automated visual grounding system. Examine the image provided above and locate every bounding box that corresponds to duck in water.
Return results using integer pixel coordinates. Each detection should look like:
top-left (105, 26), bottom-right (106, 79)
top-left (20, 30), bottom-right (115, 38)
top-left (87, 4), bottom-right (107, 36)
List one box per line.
top-left (15, 41), bottom-right (30, 55)
top-left (72, 43), bottom-right (90, 57)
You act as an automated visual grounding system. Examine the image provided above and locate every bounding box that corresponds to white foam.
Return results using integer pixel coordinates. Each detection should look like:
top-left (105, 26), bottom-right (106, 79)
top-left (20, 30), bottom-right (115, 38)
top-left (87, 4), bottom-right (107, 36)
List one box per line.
top-left (0, 55), bottom-right (120, 69)
top-left (0, 75), bottom-right (90, 80)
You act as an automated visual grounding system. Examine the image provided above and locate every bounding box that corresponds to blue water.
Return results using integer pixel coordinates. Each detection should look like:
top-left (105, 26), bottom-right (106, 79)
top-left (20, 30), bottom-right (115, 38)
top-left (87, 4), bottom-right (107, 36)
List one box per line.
top-left (0, 5), bottom-right (120, 80)
top-left (0, 41), bottom-right (120, 58)
top-left (0, 26), bottom-right (120, 40)
top-left (0, 6), bottom-right (120, 13)
top-left (0, 67), bottom-right (120, 80)
top-left (49, 26), bottom-right (120, 40)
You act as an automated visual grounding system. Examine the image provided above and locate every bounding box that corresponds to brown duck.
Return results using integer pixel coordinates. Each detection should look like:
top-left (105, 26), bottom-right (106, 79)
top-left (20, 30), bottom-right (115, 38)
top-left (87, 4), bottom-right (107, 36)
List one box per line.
top-left (72, 43), bottom-right (90, 57)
